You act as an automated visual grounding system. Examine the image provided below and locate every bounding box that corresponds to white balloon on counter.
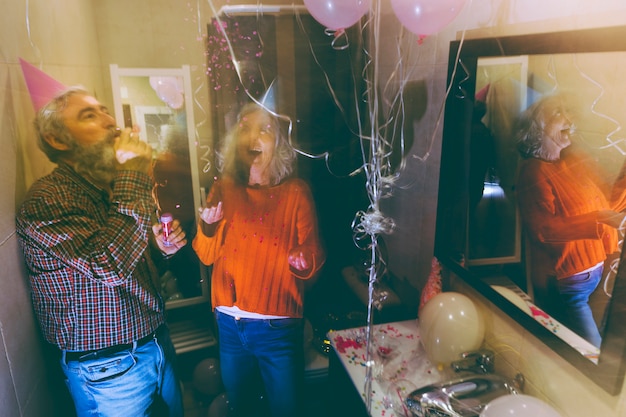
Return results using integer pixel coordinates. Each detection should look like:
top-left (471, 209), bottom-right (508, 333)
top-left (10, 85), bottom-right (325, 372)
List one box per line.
top-left (480, 394), bottom-right (563, 417)
top-left (418, 291), bottom-right (485, 366)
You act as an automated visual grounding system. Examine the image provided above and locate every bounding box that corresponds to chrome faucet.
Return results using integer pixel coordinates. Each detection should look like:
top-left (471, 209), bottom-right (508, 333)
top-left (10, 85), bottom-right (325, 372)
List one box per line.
top-left (405, 349), bottom-right (524, 417)
top-left (450, 349), bottom-right (495, 374)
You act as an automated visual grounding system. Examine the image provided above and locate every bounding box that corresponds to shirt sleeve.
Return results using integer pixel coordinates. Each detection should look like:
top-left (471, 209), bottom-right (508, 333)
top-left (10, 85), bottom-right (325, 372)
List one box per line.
top-left (18, 170), bottom-right (156, 287)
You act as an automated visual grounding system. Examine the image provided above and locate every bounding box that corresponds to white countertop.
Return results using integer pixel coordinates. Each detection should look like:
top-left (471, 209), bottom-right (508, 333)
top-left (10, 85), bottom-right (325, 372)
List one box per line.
top-left (328, 320), bottom-right (446, 417)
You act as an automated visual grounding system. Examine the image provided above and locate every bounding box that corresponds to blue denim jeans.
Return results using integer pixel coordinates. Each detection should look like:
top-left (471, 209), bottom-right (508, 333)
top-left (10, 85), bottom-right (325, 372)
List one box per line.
top-left (60, 327), bottom-right (183, 417)
top-left (557, 265), bottom-right (603, 348)
top-left (215, 309), bottom-right (304, 417)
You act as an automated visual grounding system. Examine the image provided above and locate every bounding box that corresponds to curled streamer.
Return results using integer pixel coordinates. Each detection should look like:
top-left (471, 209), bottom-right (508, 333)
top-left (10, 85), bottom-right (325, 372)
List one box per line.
top-left (412, 25), bottom-right (469, 164)
top-left (573, 55), bottom-right (626, 155)
top-left (203, 1), bottom-right (470, 413)
top-left (545, 54), bottom-right (559, 94)
top-left (351, 209), bottom-right (396, 248)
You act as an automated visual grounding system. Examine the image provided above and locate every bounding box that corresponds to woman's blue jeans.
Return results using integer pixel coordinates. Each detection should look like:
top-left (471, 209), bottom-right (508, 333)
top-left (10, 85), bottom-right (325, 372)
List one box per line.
top-left (557, 265), bottom-right (603, 348)
top-left (60, 327), bottom-right (183, 417)
top-left (215, 309), bottom-right (304, 417)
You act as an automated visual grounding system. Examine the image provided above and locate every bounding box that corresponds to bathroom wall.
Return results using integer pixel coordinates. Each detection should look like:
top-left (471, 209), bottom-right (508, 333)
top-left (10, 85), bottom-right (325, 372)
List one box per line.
top-left (3, 0), bottom-right (626, 416)
top-left (1, 1), bottom-right (105, 415)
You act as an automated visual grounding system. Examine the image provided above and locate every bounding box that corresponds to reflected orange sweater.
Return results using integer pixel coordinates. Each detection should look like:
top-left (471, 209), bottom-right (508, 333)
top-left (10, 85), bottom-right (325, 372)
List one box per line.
top-left (517, 149), bottom-right (626, 278)
top-left (192, 177), bottom-right (325, 317)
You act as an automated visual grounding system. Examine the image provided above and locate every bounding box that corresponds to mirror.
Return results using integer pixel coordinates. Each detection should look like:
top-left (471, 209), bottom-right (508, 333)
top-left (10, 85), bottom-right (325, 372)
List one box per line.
top-left (110, 64), bottom-right (209, 308)
top-left (436, 25), bottom-right (626, 395)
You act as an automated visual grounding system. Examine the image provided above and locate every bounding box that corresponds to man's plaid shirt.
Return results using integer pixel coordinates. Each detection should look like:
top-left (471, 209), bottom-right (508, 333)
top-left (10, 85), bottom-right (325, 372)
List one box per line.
top-left (16, 163), bottom-right (165, 351)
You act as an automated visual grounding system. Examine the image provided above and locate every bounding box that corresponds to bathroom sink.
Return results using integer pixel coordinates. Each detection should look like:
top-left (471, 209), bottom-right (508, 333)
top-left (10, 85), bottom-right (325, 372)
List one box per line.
top-left (405, 373), bottom-right (521, 417)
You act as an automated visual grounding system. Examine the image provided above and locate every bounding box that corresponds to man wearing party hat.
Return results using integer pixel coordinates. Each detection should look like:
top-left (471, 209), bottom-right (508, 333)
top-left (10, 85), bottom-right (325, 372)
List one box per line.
top-left (15, 59), bottom-right (186, 417)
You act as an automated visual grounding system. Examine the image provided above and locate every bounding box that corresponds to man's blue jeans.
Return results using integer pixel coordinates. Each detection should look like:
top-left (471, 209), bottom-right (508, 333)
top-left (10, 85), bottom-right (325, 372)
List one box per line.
top-left (60, 327), bottom-right (183, 417)
top-left (557, 265), bottom-right (603, 348)
top-left (215, 309), bottom-right (304, 417)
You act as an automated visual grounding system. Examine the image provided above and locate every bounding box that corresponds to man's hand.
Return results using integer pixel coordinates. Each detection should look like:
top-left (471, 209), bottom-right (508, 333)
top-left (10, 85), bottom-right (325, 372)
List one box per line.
top-left (115, 127), bottom-right (153, 173)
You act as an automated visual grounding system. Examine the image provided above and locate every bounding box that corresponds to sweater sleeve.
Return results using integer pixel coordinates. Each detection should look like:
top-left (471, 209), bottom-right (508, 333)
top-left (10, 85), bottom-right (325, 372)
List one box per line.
top-left (192, 221), bottom-right (225, 266)
top-left (192, 180), bottom-right (226, 266)
top-left (290, 180), bottom-right (326, 279)
top-left (516, 160), bottom-right (603, 244)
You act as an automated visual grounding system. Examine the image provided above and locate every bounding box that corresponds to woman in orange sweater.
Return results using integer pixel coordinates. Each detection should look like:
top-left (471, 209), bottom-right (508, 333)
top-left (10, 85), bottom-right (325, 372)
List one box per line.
top-left (193, 103), bottom-right (325, 417)
top-left (516, 95), bottom-right (626, 348)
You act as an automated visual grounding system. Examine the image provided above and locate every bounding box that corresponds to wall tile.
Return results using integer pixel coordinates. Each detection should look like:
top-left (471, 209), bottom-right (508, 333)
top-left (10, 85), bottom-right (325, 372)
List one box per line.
top-left (0, 329), bottom-right (20, 416)
top-left (0, 237), bottom-right (50, 413)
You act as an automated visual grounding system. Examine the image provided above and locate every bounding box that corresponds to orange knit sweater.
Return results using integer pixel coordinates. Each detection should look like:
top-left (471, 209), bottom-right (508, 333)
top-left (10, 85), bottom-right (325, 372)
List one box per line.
top-left (516, 149), bottom-right (626, 279)
top-left (192, 177), bottom-right (325, 317)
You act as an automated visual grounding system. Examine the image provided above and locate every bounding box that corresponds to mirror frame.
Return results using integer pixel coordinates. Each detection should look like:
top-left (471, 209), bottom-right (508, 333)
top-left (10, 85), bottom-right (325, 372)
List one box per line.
top-left (109, 64), bottom-right (210, 308)
top-left (435, 25), bottom-right (626, 395)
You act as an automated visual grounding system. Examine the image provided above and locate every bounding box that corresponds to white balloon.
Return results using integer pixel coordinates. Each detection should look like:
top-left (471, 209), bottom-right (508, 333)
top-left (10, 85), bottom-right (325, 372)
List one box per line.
top-left (418, 292), bottom-right (485, 366)
top-left (480, 394), bottom-right (563, 417)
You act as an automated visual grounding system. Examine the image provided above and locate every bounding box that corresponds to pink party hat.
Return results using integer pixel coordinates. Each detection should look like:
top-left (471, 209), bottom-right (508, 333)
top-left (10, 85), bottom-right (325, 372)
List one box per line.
top-left (19, 58), bottom-right (67, 111)
top-left (475, 83), bottom-right (490, 103)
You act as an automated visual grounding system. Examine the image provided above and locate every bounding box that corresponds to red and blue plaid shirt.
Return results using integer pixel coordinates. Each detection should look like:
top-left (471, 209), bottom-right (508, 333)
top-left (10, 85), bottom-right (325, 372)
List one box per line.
top-left (16, 163), bottom-right (165, 351)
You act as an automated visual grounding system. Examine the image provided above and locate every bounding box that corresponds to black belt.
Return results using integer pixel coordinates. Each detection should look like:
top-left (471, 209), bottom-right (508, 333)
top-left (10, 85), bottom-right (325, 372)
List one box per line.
top-left (65, 327), bottom-right (161, 362)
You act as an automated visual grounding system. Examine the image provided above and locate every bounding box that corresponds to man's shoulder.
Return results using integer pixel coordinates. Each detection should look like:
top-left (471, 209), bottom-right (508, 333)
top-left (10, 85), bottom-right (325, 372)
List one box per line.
top-left (24, 167), bottom-right (80, 198)
top-left (18, 167), bottom-right (89, 215)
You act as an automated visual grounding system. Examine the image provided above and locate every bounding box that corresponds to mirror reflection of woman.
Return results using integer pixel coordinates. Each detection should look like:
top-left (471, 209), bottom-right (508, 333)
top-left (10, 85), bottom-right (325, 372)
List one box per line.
top-left (193, 103), bottom-right (325, 417)
top-left (515, 95), bottom-right (626, 348)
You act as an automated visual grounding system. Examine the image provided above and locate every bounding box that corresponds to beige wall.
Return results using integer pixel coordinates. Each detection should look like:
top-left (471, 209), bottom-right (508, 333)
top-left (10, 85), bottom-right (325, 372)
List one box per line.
top-left (2, 0), bottom-right (626, 416)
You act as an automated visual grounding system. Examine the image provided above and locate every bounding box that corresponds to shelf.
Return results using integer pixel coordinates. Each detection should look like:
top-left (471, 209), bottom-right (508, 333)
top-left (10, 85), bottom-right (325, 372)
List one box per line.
top-left (165, 295), bottom-right (211, 310)
top-left (169, 319), bottom-right (217, 354)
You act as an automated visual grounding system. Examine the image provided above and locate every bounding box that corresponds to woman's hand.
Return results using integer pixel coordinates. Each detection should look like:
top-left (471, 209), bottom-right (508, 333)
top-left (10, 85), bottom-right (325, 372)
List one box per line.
top-left (288, 247), bottom-right (312, 272)
top-left (153, 219), bottom-right (187, 256)
top-left (597, 210), bottom-right (626, 229)
top-left (199, 201), bottom-right (224, 225)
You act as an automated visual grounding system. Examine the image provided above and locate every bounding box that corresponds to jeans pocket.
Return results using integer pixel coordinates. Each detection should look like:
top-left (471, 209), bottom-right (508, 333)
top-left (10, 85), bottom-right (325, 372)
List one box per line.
top-left (84, 352), bottom-right (137, 383)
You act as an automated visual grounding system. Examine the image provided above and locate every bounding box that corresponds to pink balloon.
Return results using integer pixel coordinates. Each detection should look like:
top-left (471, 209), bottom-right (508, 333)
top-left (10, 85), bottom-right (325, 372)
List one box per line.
top-left (304, 0), bottom-right (371, 30)
top-left (391, 0), bottom-right (466, 36)
top-left (156, 82), bottom-right (184, 109)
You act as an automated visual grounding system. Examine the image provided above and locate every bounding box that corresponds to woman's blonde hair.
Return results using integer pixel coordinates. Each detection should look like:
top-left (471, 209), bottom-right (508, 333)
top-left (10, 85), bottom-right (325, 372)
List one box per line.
top-left (217, 103), bottom-right (296, 185)
top-left (515, 94), bottom-right (573, 160)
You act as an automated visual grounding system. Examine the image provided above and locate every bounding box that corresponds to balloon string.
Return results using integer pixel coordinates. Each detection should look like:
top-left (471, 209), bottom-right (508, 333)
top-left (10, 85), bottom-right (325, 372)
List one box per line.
top-left (294, 11), bottom-right (368, 155)
top-left (206, 0), bottom-right (299, 159)
top-left (24, 0), bottom-right (41, 60)
top-left (362, 0), bottom-right (380, 410)
top-left (191, 0), bottom-right (211, 174)
top-left (546, 54), bottom-right (560, 94)
top-left (413, 1), bottom-right (472, 163)
top-left (573, 55), bottom-right (626, 155)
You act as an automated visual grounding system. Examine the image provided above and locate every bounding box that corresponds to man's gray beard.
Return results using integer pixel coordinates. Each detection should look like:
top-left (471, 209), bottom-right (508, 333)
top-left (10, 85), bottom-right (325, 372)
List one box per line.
top-left (72, 137), bottom-right (117, 187)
